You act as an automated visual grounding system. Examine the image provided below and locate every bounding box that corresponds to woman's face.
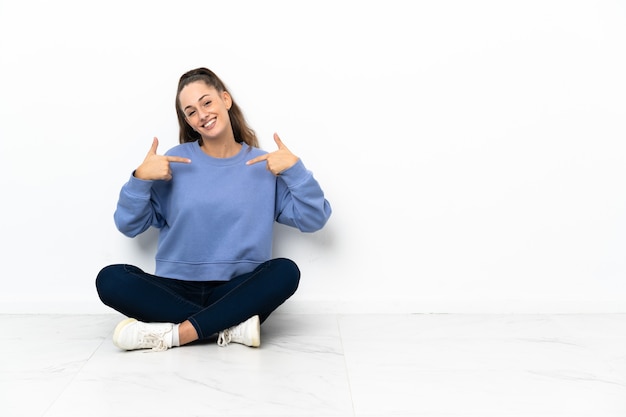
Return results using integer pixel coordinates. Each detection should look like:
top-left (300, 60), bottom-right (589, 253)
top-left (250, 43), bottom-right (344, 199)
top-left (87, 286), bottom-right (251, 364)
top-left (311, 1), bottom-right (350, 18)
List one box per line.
top-left (179, 81), bottom-right (232, 140)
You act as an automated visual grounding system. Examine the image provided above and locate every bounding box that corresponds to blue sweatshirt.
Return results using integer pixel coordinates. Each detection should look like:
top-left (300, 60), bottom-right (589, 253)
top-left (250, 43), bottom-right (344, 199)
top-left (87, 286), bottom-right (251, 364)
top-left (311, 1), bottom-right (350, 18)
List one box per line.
top-left (114, 142), bottom-right (332, 281)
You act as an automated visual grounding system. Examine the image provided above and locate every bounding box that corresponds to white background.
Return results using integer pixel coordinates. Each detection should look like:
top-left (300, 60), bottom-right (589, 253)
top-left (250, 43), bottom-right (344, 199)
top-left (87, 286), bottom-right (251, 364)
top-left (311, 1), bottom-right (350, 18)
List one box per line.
top-left (1, 0), bottom-right (625, 314)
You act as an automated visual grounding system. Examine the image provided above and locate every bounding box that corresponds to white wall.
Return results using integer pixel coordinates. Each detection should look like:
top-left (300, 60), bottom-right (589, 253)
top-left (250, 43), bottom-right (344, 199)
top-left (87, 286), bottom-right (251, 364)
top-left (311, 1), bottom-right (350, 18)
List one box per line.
top-left (1, 0), bottom-right (625, 314)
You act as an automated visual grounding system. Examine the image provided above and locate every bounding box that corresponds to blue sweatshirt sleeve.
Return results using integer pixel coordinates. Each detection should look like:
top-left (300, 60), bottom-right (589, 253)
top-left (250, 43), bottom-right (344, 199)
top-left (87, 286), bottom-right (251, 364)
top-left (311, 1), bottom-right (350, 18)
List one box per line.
top-left (275, 159), bottom-right (332, 232)
top-left (113, 173), bottom-right (167, 237)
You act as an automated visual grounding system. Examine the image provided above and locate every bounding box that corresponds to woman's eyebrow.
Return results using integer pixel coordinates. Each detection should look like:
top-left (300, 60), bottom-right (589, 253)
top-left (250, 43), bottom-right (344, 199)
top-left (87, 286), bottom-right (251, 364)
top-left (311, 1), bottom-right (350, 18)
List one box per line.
top-left (184, 94), bottom-right (211, 111)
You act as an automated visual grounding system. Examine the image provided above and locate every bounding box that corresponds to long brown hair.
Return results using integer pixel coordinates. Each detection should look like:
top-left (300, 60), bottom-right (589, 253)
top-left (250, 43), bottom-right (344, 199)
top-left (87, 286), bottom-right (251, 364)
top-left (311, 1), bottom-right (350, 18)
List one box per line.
top-left (175, 68), bottom-right (259, 148)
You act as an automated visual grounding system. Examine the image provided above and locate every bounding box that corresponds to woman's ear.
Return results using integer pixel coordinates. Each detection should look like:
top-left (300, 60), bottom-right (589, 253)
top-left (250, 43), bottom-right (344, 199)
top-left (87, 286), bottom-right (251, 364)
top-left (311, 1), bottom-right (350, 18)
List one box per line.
top-left (223, 91), bottom-right (232, 110)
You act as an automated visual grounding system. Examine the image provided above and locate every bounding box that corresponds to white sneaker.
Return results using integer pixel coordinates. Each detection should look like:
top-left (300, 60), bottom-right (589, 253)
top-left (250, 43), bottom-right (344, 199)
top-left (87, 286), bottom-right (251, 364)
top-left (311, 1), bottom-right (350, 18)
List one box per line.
top-left (113, 318), bottom-right (174, 352)
top-left (217, 315), bottom-right (260, 347)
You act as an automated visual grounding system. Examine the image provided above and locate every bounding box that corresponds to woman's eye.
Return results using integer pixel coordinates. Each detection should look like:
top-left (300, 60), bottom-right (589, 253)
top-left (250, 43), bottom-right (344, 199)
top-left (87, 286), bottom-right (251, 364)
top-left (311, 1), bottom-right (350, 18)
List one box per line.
top-left (204, 101), bottom-right (211, 107)
top-left (187, 111), bottom-right (195, 117)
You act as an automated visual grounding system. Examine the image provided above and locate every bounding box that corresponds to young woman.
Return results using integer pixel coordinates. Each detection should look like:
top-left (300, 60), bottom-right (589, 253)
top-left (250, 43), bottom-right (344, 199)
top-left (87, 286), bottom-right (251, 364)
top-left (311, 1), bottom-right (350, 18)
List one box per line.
top-left (96, 67), bottom-right (331, 351)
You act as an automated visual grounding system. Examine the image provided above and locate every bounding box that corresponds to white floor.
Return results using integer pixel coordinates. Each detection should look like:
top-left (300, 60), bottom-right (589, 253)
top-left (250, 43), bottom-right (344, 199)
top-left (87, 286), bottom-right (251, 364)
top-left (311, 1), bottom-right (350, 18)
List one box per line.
top-left (2, 313), bottom-right (625, 417)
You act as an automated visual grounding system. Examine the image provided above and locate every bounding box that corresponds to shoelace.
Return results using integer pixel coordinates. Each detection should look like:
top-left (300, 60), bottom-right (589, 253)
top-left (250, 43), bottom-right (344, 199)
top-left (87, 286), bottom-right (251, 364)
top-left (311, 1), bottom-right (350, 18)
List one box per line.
top-left (217, 329), bottom-right (232, 347)
top-left (140, 330), bottom-right (170, 352)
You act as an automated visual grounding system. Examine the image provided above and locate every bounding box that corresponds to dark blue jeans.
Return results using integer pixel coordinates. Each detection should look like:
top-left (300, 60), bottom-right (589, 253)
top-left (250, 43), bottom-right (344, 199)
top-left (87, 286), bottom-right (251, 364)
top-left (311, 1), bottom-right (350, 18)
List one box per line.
top-left (95, 258), bottom-right (300, 340)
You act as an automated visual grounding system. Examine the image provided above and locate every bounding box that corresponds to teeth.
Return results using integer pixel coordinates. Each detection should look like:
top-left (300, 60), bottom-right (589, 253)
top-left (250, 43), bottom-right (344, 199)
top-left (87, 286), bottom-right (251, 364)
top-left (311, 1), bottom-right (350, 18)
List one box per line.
top-left (204, 119), bottom-right (215, 128)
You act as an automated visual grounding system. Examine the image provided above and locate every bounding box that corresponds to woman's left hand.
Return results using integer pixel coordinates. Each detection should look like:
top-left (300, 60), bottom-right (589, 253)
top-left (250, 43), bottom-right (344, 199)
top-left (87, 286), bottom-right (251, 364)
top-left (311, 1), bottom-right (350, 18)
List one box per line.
top-left (246, 133), bottom-right (299, 175)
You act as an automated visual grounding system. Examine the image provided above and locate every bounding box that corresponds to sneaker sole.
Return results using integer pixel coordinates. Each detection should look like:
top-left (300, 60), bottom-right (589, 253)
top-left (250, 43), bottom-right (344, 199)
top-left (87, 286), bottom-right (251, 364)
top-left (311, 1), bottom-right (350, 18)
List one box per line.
top-left (112, 318), bottom-right (137, 349)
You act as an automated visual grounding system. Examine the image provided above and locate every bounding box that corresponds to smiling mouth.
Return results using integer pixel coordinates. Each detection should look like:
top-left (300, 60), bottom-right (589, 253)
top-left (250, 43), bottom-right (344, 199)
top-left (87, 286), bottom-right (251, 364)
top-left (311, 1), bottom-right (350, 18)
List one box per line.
top-left (203, 119), bottom-right (216, 129)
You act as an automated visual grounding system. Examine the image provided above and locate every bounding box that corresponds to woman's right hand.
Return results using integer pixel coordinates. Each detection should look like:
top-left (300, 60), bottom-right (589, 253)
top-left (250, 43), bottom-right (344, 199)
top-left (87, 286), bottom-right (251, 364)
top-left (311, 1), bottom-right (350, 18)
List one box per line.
top-left (134, 137), bottom-right (191, 181)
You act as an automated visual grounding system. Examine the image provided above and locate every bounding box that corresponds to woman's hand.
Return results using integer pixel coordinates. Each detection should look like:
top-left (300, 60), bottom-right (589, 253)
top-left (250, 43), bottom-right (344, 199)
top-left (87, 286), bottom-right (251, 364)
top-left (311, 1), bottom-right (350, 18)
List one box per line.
top-left (134, 137), bottom-right (191, 181)
top-left (246, 133), bottom-right (299, 175)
